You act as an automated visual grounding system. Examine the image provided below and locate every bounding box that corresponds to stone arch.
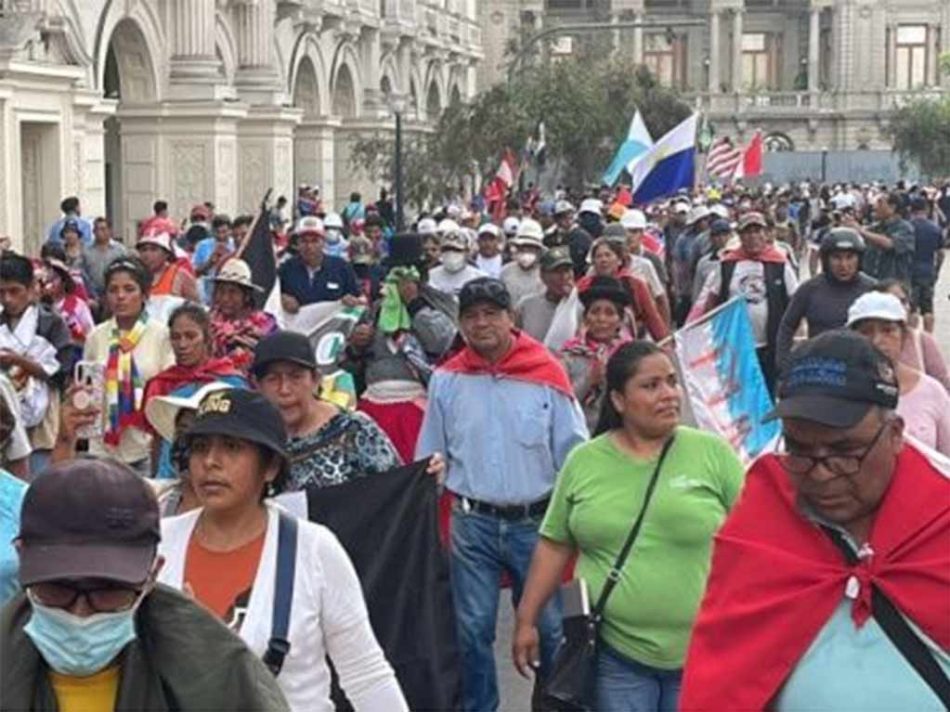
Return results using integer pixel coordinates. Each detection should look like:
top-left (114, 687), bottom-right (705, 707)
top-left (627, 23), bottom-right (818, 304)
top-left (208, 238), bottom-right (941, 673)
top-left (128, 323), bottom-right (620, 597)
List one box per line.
top-left (764, 132), bottom-right (794, 152)
top-left (215, 12), bottom-right (238, 84)
top-left (294, 56), bottom-right (322, 117)
top-left (380, 52), bottom-right (401, 95)
top-left (288, 33), bottom-right (330, 116)
top-left (449, 82), bottom-right (462, 106)
top-left (93, 1), bottom-right (163, 102)
top-left (426, 79), bottom-right (441, 120)
top-left (380, 74), bottom-right (393, 97)
top-left (329, 43), bottom-right (363, 117)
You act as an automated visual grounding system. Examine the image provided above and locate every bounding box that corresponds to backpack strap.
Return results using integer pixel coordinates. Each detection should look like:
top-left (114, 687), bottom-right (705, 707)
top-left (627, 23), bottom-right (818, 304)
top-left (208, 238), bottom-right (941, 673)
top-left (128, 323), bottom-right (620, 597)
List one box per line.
top-left (717, 260), bottom-right (737, 307)
top-left (262, 510), bottom-right (298, 677)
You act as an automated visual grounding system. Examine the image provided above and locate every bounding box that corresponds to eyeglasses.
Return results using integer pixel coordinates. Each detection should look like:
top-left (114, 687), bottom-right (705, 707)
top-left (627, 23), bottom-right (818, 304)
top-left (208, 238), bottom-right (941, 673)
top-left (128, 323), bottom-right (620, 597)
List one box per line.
top-left (777, 421), bottom-right (889, 477)
top-left (29, 581), bottom-right (143, 613)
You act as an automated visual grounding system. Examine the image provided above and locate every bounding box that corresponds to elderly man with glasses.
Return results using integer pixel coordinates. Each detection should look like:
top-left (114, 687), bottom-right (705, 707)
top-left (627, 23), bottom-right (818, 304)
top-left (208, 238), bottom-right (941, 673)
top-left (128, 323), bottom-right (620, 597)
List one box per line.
top-left (681, 329), bottom-right (950, 711)
top-left (0, 458), bottom-right (289, 711)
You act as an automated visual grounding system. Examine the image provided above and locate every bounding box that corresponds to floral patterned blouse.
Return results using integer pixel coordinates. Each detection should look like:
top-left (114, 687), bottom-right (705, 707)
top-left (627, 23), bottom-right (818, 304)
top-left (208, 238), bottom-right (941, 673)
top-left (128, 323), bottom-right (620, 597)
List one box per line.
top-left (285, 408), bottom-right (402, 491)
top-left (209, 309), bottom-right (278, 373)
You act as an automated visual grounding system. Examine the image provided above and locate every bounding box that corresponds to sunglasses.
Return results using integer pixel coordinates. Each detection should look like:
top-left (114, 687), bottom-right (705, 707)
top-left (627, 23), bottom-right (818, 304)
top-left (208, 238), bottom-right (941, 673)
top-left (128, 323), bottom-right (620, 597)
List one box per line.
top-left (29, 580), bottom-right (145, 613)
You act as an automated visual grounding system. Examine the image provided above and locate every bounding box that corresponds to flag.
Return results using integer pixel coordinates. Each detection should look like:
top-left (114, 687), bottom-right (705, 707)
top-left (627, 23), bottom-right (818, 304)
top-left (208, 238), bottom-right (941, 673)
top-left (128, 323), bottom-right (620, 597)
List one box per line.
top-left (236, 194), bottom-right (277, 310)
top-left (602, 111), bottom-right (654, 187)
top-left (524, 121), bottom-right (547, 166)
top-left (629, 113), bottom-right (699, 205)
top-left (302, 460), bottom-right (461, 711)
top-left (484, 148), bottom-right (518, 222)
top-left (705, 136), bottom-right (743, 180)
top-left (735, 130), bottom-right (763, 180)
top-left (673, 296), bottom-right (780, 464)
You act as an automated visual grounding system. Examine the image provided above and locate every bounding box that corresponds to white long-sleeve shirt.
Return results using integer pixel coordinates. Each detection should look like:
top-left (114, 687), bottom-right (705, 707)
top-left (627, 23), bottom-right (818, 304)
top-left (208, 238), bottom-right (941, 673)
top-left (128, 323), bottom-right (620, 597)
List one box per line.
top-left (159, 504), bottom-right (408, 712)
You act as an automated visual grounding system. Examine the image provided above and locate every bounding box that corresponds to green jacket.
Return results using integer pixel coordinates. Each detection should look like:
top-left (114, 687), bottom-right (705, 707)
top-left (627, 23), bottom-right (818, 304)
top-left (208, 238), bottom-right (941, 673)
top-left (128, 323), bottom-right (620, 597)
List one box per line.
top-left (1, 584), bottom-right (290, 711)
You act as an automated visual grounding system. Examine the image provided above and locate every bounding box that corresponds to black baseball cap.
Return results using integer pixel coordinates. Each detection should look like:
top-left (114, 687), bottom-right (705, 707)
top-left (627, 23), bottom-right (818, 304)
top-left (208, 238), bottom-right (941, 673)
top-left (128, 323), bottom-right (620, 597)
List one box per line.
top-left (764, 330), bottom-right (899, 428)
top-left (182, 388), bottom-right (288, 460)
top-left (252, 330), bottom-right (316, 378)
top-left (458, 277), bottom-right (511, 314)
top-left (18, 459), bottom-right (160, 586)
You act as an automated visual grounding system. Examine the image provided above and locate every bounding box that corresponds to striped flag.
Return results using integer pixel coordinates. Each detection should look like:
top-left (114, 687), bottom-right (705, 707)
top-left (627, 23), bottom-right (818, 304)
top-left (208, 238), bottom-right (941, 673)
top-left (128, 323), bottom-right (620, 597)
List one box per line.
top-left (705, 136), bottom-right (743, 180)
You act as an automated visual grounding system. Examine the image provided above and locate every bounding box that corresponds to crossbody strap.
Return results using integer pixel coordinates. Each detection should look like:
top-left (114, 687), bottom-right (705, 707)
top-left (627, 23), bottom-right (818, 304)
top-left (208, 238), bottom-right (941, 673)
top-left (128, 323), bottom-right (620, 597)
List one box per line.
top-left (262, 510), bottom-right (299, 677)
top-left (592, 435), bottom-right (675, 621)
top-left (821, 526), bottom-right (950, 706)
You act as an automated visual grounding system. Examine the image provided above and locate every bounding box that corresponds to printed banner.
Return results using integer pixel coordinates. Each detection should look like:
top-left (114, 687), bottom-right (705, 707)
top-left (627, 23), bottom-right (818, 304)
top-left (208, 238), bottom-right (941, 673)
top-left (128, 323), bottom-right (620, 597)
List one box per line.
top-left (674, 296), bottom-right (779, 463)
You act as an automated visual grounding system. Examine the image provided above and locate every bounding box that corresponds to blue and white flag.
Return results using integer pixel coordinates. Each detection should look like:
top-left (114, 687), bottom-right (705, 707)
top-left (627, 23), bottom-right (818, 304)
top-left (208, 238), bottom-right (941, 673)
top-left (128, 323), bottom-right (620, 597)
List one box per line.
top-left (674, 296), bottom-right (779, 464)
top-left (629, 112), bottom-right (698, 204)
top-left (602, 111), bottom-right (653, 186)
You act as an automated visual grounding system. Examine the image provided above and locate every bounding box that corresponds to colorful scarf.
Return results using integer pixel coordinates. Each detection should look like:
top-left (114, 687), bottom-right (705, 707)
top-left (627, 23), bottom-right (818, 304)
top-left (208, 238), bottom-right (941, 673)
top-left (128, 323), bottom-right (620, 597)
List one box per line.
top-left (379, 267), bottom-right (418, 334)
top-left (104, 314), bottom-right (149, 446)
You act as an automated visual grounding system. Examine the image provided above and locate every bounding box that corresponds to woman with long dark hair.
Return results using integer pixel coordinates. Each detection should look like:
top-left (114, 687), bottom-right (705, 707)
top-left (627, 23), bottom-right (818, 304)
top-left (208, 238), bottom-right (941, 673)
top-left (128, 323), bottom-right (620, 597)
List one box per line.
top-left (512, 342), bottom-right (743, 712)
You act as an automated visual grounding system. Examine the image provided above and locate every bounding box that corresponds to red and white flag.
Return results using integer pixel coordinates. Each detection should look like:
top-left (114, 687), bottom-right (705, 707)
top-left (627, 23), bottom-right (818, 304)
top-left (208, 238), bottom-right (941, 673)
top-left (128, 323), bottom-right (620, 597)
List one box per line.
top-left (734, 130), bottom-right (763, 180)
top-left (705, 137), bottom-right (743, 180)
top-left (484, 148), bottom-right (519, 221)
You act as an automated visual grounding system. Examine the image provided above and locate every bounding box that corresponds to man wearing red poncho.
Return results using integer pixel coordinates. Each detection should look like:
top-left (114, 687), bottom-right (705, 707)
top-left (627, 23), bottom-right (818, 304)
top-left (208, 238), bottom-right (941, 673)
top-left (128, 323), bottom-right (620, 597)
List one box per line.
top-left (681, 329), bottom-right (950, 710)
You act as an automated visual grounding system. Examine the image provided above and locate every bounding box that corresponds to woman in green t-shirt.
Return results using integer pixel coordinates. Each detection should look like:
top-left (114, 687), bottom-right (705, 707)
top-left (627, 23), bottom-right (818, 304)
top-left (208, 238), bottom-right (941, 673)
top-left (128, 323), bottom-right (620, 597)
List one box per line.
top-left (512, 341), bottom-right (744, 712)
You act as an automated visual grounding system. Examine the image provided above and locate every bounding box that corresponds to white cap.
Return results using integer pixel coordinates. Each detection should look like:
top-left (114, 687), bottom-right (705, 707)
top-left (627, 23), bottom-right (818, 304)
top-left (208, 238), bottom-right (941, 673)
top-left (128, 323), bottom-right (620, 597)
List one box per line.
top-left (687, 205), bottom-right (710, 226)
top-left (511, 218), bottom-right (544, 246)
top-left (478, 223), bottom-right (502, 239)
top-left (554, 199), bottom-right (574, 215)
top-left (502, 216), bottom-right (521, 236)
top-left (446, 204), bottom-right (462, 219)
top-left (672, 201), bottom-right (690, 215)
top-left (708, 204), bottom-right (730, 220)
top-left (136, 232), bottom-right (174, 253)
top-left (620, 209), bottom-right (647, 231)
top-left (417, 217), bottom-right (437, 235)
top-left (847, 292), bottom-right (907, 327)
top-left (323, 212), bottom-right (344, 230)
top-left (440, 231), bottom-right (468, 251)
top-left (579, 198), bottom-right (602, 215)
top-left (296, 216), bottom-right (325, 235)
top-left (437, 218), bottom-right (461, 236)
top-left (145, 381), bottom-right (234, 444)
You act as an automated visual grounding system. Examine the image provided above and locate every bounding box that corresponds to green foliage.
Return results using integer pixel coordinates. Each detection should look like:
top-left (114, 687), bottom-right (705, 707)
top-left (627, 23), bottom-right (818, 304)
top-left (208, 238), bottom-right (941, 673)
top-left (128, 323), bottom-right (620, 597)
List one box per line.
top-left (349, 54), bottom-right (690, 209)
top-left (889, 95), bottom-right (950, 179)
top-left (941, 51), bottom-right (950, 76)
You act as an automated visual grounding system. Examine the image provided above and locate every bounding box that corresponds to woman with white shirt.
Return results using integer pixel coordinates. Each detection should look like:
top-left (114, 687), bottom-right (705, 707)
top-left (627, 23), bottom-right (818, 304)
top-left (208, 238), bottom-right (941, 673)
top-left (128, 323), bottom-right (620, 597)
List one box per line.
top-left (158, 387), bottom-right (407, 712)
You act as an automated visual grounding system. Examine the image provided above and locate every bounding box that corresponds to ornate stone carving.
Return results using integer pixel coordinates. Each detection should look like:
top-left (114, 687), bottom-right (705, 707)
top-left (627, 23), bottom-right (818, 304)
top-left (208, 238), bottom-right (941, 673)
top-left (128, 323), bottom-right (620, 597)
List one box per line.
top-left (171, 141), bottom-right (208, 214)
top-left (240, 143), bottom-right (266, 209)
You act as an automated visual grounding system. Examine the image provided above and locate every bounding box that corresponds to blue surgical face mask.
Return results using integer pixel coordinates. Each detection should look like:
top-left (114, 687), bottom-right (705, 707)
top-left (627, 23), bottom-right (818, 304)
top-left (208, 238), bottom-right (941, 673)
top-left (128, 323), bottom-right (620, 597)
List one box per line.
top-left (24, 593), bottom-right (141, 677)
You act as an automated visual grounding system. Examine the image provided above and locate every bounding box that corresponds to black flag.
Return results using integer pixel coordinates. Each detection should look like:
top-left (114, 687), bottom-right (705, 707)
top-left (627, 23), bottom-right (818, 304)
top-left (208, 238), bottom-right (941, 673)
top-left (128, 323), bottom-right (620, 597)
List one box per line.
top-left (237, 190), bottom-right (277, 310)
top-left (305, 460), bottom-right (461, 711)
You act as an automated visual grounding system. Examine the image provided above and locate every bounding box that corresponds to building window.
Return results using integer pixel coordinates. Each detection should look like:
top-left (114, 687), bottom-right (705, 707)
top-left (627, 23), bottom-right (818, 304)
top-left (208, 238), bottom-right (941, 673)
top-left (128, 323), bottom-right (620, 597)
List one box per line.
top-left (741, 32), bottom-right (781, 90)
top-left (894, 25), bottom-right (928, 89)
top-left (643, 33), bottom-right (686, 88)
top-left (819, 27), bottom-right (831, 88)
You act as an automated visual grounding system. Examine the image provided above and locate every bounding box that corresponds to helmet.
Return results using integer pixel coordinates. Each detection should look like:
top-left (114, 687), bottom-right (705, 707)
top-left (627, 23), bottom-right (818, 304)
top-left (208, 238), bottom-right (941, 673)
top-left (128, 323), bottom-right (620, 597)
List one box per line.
top-left (323, 212), bottom-right (344, 231)
top-left (819, 227), bottom-right (865, 255)
top-left (502, 216), bottom-right (521, 236)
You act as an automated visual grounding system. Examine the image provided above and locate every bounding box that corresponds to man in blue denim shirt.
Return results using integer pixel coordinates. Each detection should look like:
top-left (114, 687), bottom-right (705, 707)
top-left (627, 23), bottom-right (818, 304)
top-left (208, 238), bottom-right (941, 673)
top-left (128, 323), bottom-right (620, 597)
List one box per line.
top-left (417, 277), bottom-right (588, 711)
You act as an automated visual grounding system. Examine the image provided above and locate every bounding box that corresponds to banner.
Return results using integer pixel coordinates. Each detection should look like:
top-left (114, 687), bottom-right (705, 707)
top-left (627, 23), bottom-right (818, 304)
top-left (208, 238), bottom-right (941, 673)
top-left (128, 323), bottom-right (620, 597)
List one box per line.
top-left (673, 297), bottom-right (779, 463)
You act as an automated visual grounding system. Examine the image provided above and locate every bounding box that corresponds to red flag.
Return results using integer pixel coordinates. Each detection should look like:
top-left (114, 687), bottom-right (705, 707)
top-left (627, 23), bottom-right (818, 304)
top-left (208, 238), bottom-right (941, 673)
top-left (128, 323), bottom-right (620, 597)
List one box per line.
top-left (738, 130), bottom-right (763, 179)
top-left (615, 185), bottom-right (633, 207)
top-left (484, 148), bottom-right (519, 222)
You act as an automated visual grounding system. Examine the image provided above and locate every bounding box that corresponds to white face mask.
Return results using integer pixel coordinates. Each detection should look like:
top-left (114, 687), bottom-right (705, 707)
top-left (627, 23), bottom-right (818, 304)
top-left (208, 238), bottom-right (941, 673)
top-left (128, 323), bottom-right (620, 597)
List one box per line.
top-left (325, 229), bottom-right (343, 244)
top-left (441, 251), bottom-right (467, 273)
top-left (516, 251), bottom-right (539, 269)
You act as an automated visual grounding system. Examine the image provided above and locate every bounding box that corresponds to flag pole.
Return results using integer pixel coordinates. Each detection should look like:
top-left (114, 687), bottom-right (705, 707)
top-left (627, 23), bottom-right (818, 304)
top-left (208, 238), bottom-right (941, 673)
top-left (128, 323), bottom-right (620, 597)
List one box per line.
top-left (235, 188), bottom-right (273, 260)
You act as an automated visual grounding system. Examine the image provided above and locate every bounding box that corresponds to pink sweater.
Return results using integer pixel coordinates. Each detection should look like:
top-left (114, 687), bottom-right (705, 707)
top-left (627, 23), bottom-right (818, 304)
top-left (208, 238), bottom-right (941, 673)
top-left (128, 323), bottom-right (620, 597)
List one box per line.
top-left (898, 372), bottom-right (950, 455)
top-left (901, 329), bottom-right (950, 392)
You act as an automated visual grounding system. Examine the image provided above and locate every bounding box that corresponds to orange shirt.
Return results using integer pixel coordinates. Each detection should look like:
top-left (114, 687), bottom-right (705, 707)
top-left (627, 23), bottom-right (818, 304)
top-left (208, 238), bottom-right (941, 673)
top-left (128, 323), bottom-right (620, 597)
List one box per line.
top-left (184, 531), bottom-right (265, 630)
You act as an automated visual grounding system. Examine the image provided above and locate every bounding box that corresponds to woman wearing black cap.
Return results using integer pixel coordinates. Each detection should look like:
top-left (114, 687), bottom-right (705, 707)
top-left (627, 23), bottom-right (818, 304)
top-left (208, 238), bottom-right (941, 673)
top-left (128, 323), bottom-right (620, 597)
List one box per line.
top-left (159, 388), bottom-right (407, 711)
top-left (559, 276), bottom-right (633, 432)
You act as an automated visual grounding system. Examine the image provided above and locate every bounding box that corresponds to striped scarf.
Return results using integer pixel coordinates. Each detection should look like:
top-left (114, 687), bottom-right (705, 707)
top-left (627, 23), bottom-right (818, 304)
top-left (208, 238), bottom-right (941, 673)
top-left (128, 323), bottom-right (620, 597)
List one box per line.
top-left (104, 314), bottom-right (149, 446)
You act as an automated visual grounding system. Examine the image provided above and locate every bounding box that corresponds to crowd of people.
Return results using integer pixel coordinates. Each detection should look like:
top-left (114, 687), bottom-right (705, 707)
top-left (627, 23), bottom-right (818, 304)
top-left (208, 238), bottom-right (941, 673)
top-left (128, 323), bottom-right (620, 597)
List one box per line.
top-left (0, 174), bottom-right (948, 712)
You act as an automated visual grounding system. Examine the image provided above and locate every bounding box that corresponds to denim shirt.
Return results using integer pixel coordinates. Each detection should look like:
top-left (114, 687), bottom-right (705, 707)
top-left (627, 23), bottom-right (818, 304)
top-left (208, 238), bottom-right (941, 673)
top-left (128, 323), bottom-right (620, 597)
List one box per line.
top-left (416, 371), bottom-right (589, 505)
top-left (0, 470), bottom-right (27, 607)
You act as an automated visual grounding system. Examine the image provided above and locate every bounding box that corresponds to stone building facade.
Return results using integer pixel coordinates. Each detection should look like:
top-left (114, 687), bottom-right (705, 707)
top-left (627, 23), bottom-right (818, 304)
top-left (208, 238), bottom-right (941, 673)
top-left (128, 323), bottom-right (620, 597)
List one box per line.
top-left (478, 0), bottom-right (949, 154)
top-left (0, 0), bottom-right (482, 254)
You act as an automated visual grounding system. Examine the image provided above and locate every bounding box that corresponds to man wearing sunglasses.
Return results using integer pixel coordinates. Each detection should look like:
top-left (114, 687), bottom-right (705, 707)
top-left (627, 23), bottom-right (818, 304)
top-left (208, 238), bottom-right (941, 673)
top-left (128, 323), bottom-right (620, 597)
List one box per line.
top-left (681, 329), bottom-right (950, 710)
top-left (0, 458), bottom-right (289, 711)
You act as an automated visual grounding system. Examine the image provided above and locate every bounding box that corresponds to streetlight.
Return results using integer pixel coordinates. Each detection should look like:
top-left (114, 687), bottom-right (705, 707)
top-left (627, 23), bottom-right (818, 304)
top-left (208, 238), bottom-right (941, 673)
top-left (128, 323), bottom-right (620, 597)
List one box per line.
top-left (387, 93), bottom-right (408, 231)
top-left (820, 146), bottom-right (828, 184)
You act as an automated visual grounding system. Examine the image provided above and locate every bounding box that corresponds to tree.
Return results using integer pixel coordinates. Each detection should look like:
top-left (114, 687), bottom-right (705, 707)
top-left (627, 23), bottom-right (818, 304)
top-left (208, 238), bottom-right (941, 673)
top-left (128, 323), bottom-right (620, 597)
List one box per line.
top-left (350, 53), bottom-right (691, 211)
top-left (889, 95), bottom-right (950, 179)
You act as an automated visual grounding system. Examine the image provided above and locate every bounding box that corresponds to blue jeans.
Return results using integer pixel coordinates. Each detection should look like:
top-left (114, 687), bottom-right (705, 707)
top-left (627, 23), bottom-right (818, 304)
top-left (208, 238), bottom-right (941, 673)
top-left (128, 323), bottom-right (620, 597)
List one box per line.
top-left (596, 643), bottom-right (682, 712)
top-left (450, 503), bottom-right (562, 712)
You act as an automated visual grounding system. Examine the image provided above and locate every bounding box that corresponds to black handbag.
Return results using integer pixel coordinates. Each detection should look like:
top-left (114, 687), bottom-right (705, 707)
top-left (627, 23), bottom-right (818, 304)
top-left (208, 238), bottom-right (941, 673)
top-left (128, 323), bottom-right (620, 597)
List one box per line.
top-left (542, 435), bottom-right (676, 711)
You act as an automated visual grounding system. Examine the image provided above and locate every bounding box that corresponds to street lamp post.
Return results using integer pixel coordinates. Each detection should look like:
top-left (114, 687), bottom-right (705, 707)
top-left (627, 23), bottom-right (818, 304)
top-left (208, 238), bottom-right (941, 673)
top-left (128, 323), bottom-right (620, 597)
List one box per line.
top-left (388, 94), bottom-right (407, 231)
top-left (820, 146), bottom-right (828, 184)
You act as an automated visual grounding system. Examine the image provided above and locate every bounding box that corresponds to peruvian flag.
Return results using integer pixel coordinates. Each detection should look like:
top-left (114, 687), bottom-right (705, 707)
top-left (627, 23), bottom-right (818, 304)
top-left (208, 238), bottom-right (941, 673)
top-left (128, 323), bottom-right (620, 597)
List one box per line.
top-left (734, 130), bottom-right (763, 180)
top-left (484, 148), bottom-right (519, 221)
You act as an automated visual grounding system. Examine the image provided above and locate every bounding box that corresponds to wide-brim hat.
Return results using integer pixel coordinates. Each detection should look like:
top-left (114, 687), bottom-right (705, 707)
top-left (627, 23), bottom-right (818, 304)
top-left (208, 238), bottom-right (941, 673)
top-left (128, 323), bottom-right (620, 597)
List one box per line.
top-left (145, 381), bottom-right (235, 444)
top-left (211, 258), bottom-right (263, 292)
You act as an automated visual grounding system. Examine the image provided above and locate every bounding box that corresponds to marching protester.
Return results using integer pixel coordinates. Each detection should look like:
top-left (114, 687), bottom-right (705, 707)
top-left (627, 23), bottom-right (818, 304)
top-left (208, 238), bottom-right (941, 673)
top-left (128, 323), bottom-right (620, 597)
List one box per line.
top-left (193, 214), bottom-right (237, 303)
top-left (83, 256), bottom-right (174, 473)
top-left (681, 330), bottom-right (950, 711)
top-left (690, 218), bottom-right (732, 303)
top-left (83, 217), bottom-right (127, 304)
top-left (0, 392), bottom-right (27, 605)
top-left (876, 279), bottom-right (950, 391)
top-left (548, 200), bottom-right (593, 277)
top-left (475, 223), bottom-right (504, 278)
top-left (209, 258), bottom-right (278, 373)
top-left (515, 246), bottom-right (578, 349)
top-left (846, 292), bottom-right (950, 454)
top-left (136, 232), bottom-right (199, 302)
top-left (908, 195), bottom-right (943, 333)
top-left (500, 219), bottom-right (546, 306)
top-left (279, 217), bottom-right (361, 312)
top-left (2, 458), bottom-right (290, 710)
top-left (843, 191), bottom-right (914, 283)
top-left (428, 226), bottom-right (486, 296)
top-left (691, 211), bottom-right (799, 394)
top-left (619, 210), bottom-right (671, 327)
top-left (39, 257), bottom-right (94, 362)
top-left (416, 277), bottom-right (588, 712)
top-left (514, 341), bottom-right (743, 711)
top-left (776, 227), bottom-right (876, 369)
top-left (0, 371), bottom-right (31, 478)
top-left (158, 388), bottom-right (408, 711)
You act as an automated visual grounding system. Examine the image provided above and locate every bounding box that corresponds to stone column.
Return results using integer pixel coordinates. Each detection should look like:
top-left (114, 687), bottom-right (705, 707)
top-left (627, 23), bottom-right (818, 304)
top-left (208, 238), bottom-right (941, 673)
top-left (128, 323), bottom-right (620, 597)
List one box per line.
top-left (731, 9), bottom-right (744, 91)
top-left (235, 0), bottom-right (274, 69)
top-left (709, 10), bottom-right (721, 91)
top-left (632, 12), bottom-right (644, 65)
top-left (808, 6), bottom-right (820, 92)
top-left (170, 0), bottom-right (218, 80)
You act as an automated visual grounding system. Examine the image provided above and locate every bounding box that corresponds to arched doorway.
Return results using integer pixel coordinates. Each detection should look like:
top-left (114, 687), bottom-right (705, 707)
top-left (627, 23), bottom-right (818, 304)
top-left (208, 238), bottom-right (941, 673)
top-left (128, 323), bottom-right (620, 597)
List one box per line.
top-left (102, 18), bottom-right (157, 239)
top-left (332, 62), bottom-right (359, 208)
top-left (426, 81), bottom-right (441, 120)
top-left (450, 83), bottom-right (462, 106)
top-left (333, 64), bottom-right (357, 118)
top-left (292, 56), bottom-right (323, 191)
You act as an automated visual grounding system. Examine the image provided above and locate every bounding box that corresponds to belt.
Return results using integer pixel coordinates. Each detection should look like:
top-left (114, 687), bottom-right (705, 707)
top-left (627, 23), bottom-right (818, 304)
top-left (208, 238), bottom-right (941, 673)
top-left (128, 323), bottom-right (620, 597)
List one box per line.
top-left (455, 494), bottom-right (551, 520)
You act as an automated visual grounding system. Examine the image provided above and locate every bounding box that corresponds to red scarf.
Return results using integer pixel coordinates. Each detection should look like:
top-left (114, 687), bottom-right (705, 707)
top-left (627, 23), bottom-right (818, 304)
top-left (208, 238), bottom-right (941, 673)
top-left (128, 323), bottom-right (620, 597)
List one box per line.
top-left (720, 245), bottom-right (787, 264)
top-left (140, 357), bottom-right (243, 432)
top-left (680, 445), bottom-right (950, 711)
top-left (440, 330), bottom-right (574, 399)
